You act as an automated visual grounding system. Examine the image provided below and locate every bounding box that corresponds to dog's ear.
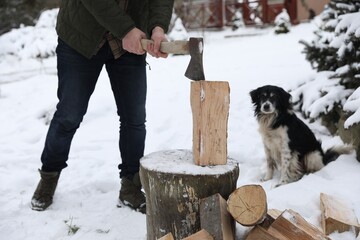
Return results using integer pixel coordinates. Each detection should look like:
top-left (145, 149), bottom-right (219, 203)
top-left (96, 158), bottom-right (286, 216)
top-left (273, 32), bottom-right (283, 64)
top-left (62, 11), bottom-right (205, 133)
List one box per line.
top-left (249, 88), bottom-right (259, 103)
top-left (279, 88), bottom-right (293, 109)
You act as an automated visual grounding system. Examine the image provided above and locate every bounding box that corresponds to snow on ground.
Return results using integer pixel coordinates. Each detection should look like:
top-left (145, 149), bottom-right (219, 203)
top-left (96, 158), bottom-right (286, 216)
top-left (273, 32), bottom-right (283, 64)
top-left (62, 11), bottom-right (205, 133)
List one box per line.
top-left (0, 18), bottom-right (360, 240)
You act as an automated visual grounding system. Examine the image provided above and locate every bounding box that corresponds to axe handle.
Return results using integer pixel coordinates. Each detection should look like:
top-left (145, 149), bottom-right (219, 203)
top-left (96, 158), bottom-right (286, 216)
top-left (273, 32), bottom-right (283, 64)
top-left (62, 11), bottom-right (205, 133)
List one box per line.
top-left (141, 39), bottom-right (189, 55)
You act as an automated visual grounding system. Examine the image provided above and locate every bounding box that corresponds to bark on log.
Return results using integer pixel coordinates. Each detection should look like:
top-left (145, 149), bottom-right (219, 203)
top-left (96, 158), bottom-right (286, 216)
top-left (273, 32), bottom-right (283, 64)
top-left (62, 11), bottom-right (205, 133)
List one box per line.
top-left (190, 81), bottom-right (230, 166)
top-left (227, 185), bottom-right (267, 226)
top-left (200, 193), bottom-right (235, 240)
top-left (140, 149), bottom-right (239, 240)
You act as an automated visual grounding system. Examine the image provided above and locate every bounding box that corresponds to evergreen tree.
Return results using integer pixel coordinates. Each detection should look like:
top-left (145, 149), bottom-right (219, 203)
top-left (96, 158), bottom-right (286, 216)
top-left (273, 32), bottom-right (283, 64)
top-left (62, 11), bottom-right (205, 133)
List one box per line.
top-left (274, 9), bottom-right (291, 34)
top-left (300, 0), bottom-right (360, 72)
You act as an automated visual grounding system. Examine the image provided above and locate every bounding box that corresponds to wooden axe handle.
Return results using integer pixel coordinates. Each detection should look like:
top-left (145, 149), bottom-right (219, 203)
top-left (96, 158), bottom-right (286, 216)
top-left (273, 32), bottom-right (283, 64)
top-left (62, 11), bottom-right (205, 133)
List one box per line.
top-left (141, 39), bottom-right (189, 55)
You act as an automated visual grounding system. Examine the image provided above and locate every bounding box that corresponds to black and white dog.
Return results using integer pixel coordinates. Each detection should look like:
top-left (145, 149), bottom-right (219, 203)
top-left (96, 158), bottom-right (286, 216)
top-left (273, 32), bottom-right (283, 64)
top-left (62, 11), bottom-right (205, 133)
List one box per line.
top-left (250, 85), bottom-right (352, 187)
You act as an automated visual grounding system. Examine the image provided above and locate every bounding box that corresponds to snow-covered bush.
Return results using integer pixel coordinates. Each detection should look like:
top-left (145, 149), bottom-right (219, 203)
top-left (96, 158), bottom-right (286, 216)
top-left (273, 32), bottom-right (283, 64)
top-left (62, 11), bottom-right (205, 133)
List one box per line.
top-left (274, 9), bottom-right (291, 34)
top-left (167, 17), bottom-right (189, 41)
top-left (0, 8), bottom-right (58, 60)
top-left (232, 10), bottom-right (245, 31)
top-left (296, 0), bottom-right (360, 129)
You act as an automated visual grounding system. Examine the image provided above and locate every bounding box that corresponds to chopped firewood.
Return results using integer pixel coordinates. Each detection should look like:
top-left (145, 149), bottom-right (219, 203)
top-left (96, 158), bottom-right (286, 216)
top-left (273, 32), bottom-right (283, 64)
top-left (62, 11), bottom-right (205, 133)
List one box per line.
top-left (182, 229), bottom-right (214, 240)
top-left (246, 209), bottom-right (288, 240)
top-left (320, 193), bottom-right (360, 236)
top-left (200, 193), bottom-right (235, 240)
top-left (227, 185), bottom-right (267, 226)
top-left (157, 233), bottom-right (174, 240)
top-left (261, 209), bottom-right (283, 229)
top-left (245, 225), bottom-right (289, 240)
top-left (268, 209), bottom-right (330, 240)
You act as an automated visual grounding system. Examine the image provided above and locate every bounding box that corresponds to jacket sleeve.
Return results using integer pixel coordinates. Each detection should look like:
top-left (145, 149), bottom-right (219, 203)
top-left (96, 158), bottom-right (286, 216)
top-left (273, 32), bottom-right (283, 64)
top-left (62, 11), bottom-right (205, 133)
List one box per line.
top-left (80, 0), bottom-right (135, 38)
top-left (148, 0), bottom-right (175, 34)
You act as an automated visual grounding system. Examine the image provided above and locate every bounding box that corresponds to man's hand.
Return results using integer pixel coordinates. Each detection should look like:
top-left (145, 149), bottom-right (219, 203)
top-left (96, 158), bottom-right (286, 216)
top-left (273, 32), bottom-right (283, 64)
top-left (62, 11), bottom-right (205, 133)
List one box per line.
top-left (122, 28), bottom-right (147, 55)
top-left (146, 26), bottom-right (168, 58)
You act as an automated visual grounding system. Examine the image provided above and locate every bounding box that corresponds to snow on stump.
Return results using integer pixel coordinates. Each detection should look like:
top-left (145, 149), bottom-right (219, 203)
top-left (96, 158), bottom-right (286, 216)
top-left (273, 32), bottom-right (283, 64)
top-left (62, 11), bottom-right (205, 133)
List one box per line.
top-left (227, 185), bottom-right (267, 226)
top-left (139, 149), bottom-right (239, 240)
top-left (191, 81), bottom-right (230, 166)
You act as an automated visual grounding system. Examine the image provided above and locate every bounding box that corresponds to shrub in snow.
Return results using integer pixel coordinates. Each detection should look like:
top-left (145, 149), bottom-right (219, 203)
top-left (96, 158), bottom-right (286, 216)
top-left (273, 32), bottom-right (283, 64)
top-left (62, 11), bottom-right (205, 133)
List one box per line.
top-left (274, 9), bottom-right (291, 34)
top-left (232, 10), bottom-right (245, 31)
top-left (0, 9), bottom-right (58, 60)
top-left (167, 17), bottom-right (188, 41)
top-left (297, 0), bottom-right (360, 132)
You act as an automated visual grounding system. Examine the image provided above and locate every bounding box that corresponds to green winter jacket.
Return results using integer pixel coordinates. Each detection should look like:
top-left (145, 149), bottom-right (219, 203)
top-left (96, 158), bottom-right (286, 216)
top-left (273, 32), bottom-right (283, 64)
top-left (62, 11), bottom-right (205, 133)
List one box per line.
top-left (56, 0), bottom-right (174, 58)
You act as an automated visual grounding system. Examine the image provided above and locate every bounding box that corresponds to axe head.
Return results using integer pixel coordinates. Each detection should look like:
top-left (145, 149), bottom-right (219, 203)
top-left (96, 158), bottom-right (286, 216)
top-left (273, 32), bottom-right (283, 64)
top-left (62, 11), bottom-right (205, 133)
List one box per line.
top-left (185, 38), bottom-right (205, 81)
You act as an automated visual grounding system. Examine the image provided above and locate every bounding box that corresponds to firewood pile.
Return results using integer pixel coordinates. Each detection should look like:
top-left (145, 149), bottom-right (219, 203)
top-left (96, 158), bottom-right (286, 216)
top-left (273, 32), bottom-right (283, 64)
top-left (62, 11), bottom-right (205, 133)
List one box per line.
top-left (158, 185), bottom-right (360, 240)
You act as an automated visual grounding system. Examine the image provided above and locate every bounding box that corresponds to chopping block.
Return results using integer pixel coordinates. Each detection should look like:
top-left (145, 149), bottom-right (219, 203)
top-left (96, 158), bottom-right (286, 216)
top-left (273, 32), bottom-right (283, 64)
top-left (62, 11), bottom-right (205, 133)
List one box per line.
top-left (140, 149), bottom-right (239, 240)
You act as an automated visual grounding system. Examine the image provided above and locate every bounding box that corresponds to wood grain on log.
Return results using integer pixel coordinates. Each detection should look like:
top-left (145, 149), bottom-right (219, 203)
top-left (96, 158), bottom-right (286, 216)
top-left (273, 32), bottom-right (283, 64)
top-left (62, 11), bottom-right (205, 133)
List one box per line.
top-left (227, 185), bottom-right (267, 226)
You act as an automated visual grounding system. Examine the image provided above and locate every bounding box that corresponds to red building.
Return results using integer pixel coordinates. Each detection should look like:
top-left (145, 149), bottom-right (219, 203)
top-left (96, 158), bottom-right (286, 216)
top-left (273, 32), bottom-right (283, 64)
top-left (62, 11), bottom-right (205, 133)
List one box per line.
top-left (174, 0), bottom-right (330, 29)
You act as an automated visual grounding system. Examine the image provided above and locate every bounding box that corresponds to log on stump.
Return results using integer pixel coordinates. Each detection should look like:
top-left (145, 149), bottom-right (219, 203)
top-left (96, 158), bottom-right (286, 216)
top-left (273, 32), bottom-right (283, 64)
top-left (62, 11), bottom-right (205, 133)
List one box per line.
top-left (320, 193), bottom-right (360, 236)
top-left (227, 185), bottom-right (267, 226)
top-left (190, 81), bottom-right (230, 166)
top-left (140, 149), bottom-right (239, 240)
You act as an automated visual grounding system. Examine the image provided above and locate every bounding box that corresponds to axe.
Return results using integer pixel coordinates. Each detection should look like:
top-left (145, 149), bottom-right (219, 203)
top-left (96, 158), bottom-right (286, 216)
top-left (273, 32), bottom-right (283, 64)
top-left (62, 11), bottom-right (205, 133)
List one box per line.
top-left (141, 38), bottom-right (205, 81)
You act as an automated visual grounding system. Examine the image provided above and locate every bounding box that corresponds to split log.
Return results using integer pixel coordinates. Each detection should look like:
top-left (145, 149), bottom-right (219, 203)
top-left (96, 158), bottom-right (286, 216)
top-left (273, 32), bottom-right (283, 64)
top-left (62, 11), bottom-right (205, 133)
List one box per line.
top-left (200, 193), bottom-right (235, 240)
top-left (320, 193), bottom-right (360, 236)
top-left (268, 209), bottom-right (330, 240)
top-left (261, 209), bottom-right (283, 229)
top-left (227, 185), bottom-right (267, 226)
top-left (246, 225), bottom-right (288, 240)
top-left (190, 81), bottom-right (230, 166)
top-left (182, 229), bottom-right (214, 240)
top-left (140, 149), bottom-right (239, 240)
top-left (158, 233), bottom-right (174, 240)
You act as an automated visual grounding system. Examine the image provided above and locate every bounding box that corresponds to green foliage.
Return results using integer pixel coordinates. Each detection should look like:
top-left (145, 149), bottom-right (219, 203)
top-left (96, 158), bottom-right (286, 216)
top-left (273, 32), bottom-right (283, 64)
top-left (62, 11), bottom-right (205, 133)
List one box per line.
top-left (96, 229), bottom-right (111, 234)
top-left (300, 0), bottom-right (360, 72)
top-left (64, 216), bottom-right (80, 236)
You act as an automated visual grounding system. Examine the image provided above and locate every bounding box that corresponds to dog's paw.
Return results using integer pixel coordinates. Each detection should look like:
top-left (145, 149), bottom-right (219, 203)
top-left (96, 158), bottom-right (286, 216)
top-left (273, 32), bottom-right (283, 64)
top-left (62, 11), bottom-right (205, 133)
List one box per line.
top-left (261, 176), bottom-right (272, 182)
top-left (275, 180), bottom-right (288, 187)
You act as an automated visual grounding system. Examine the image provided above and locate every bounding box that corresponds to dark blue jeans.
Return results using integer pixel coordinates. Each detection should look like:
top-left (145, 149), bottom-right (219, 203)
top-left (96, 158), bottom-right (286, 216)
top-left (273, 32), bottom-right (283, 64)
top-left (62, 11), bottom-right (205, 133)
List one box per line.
top-left (41, 38), bottom-right (147, 178)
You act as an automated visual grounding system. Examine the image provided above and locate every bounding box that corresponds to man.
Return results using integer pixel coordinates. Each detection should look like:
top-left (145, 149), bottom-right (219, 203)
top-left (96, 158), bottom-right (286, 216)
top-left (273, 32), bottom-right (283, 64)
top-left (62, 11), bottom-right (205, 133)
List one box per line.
top-left (31, 0), bottom-right (175, 213)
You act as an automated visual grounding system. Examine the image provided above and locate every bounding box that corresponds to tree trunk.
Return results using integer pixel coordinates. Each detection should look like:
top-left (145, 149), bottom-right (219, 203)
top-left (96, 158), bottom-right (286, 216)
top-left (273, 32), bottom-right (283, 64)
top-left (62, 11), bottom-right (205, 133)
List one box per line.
top-left (140, 149), bottom-right (239, 240)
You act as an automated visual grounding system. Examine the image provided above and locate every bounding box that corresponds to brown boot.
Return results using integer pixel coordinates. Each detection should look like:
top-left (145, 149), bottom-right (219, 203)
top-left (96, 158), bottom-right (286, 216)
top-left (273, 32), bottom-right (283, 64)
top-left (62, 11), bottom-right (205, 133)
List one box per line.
top-left (31, 169), bottom-right (60, 211)
top-left (118, 173), bottom-right (146, 214)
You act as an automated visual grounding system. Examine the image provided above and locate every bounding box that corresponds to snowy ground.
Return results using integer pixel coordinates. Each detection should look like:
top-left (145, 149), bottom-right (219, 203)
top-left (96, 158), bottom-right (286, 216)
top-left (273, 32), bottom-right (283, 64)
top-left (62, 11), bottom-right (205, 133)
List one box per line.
top-left (0, 20), bottom-right (360, 240)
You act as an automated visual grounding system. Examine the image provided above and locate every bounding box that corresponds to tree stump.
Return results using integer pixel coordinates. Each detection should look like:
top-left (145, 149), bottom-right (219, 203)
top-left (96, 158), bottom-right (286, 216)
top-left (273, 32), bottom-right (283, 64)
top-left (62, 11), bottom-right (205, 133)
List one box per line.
top-left (190, 81), bottom-right (230, 166)
top-left (140, 149), bottom-right (239, 240)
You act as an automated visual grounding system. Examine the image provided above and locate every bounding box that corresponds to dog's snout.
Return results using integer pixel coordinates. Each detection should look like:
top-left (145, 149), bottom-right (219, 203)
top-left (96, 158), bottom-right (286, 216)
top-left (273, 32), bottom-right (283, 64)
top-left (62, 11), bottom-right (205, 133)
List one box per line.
top-left (263, 103), bottom-right (270, 111)
top-left (261, 101), bottom-right (274, 114)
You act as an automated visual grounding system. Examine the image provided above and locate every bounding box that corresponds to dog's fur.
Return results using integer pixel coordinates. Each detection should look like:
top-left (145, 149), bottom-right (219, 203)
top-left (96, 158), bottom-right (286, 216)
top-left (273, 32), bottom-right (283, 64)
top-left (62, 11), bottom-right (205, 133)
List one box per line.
top-left (250, 85), bottom-right (352, 186)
